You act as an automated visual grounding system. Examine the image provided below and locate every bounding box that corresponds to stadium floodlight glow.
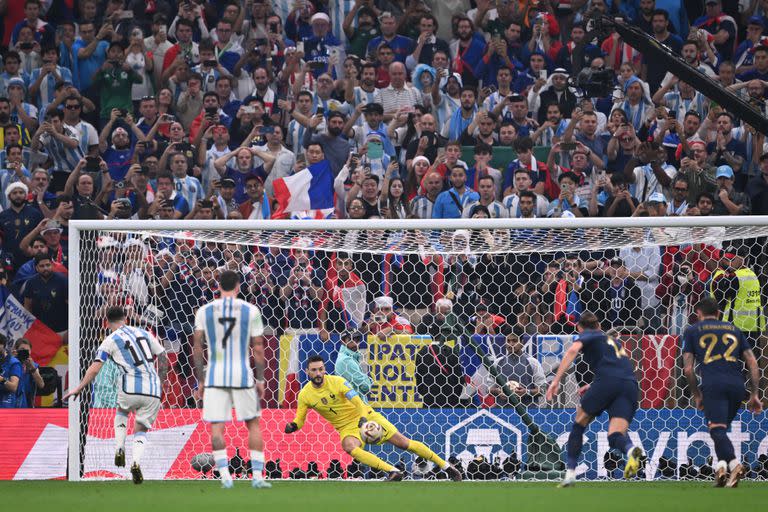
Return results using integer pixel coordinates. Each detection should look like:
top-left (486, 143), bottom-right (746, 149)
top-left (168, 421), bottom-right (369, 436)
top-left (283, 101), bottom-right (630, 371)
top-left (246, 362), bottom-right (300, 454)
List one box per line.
top-left (68, 217), bottom-right (768, 481)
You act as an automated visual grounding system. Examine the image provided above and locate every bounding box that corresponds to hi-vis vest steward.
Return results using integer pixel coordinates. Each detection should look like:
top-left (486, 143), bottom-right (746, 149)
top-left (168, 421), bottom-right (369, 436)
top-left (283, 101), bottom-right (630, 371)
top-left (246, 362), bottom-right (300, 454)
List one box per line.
top-left (711, 268), bottom-right (765, 332)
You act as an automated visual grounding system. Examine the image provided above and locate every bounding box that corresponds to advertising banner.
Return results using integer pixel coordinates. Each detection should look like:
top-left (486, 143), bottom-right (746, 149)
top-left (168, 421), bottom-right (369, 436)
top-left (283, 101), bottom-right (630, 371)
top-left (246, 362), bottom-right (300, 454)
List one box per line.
top-left (3, 408), bottom-right (768, 481)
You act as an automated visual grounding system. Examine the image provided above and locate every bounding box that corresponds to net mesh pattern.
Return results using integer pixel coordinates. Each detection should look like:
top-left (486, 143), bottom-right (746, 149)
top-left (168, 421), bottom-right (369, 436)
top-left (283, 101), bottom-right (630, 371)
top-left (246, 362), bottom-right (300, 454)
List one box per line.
top-left (71, 221), bottom-right (768, 481)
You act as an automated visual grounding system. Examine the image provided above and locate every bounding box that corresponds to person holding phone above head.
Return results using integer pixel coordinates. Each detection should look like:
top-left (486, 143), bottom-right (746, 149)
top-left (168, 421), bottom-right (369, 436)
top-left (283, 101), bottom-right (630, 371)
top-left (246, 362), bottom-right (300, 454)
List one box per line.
top-left (547, 171), bottom-right (588, 218)
top-left (92, 41), bottom-right (144, 128)
top-left (675, 140), bottom-right (717, 204)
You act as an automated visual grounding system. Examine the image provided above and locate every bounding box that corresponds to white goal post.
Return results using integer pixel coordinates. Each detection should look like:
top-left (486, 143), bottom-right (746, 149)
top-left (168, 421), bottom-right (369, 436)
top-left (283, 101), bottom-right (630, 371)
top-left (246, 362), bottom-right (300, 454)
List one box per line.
top-left (67, 216), bottom-right (768, 482)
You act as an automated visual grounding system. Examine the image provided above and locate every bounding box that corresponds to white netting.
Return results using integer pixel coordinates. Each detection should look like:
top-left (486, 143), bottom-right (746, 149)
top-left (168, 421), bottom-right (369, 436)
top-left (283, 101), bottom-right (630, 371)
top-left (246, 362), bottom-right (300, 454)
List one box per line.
top-left (70, 218), bottom-right (768, 481)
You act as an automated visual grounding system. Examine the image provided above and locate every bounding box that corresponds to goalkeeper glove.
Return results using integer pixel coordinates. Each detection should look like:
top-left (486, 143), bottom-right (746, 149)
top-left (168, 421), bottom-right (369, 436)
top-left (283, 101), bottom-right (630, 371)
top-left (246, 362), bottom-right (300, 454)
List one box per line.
top-left (357, 417), bottom-right (368, 428)
top-left (284, 422), bottom-right (298, 434)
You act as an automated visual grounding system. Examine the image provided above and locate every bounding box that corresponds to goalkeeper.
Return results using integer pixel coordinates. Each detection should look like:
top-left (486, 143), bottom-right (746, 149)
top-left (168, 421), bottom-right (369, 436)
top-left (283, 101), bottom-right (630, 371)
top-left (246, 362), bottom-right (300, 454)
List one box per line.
top-left (284, 355), bottom-right (462, 481)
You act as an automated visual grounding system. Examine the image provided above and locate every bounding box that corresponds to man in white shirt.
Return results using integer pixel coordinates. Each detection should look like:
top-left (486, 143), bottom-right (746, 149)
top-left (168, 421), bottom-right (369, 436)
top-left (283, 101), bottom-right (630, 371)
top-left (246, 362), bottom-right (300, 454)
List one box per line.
top-left (503, 168), bottom-right (549, 217)
top-left (256, 125), bottom-right (295, 197)
top-left (618, 245), bottom-right (663, 332)
top-left (624, 142), bottom-right (677, 203)
top-left (374, 62), bottom-right (421, 121)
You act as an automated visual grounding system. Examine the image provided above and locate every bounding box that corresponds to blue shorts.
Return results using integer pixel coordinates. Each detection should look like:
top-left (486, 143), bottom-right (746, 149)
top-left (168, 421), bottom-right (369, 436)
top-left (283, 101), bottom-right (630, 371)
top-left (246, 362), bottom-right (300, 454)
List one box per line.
top-left (702, 382), bottom-right (746, 425)
top-left (580, 379), bottom-right (639, 422)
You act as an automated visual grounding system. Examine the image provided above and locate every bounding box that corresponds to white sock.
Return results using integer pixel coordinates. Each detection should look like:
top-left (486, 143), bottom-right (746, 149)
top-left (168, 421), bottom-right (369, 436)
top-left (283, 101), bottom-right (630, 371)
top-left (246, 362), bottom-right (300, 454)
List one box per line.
top-left (114, 411), bottom-right (128, 452)
top-left (214, 449), bottom-right (232, 481)
top-left (715, 460), bottom-right (727, 472)
top-left (728, 459), bottom-right (740, 472)
top-left (565, 469), bottom-right (576, 480)
top-left (133, 432), bottom-right (147, 466)
top-left (250, 450), bottom-right (265, 480)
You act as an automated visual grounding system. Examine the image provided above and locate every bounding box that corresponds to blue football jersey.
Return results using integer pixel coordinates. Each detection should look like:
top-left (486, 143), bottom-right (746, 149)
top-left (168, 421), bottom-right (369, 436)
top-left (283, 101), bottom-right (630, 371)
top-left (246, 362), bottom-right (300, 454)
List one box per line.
top-left (578, 329), bottom-right (636, 382)
top-left (682, 320), bottom-right (750, 387)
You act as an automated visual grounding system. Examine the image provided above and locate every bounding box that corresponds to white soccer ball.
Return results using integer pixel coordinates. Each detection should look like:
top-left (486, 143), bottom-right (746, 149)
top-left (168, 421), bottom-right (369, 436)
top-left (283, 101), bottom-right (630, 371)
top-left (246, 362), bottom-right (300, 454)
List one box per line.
top-left (360, 421), bottom-right (383, 444)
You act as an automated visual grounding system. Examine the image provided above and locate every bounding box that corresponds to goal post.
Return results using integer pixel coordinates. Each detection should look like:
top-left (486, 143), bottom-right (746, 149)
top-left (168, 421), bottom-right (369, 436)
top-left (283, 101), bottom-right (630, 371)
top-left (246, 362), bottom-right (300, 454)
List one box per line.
top-left (68, 217), bottom-right (768, 481)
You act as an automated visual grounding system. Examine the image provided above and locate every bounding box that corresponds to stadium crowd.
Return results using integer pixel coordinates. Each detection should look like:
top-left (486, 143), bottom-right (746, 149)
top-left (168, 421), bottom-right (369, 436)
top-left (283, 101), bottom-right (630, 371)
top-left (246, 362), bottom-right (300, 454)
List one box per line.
top-left (1, 0), bottom-right (768, 409)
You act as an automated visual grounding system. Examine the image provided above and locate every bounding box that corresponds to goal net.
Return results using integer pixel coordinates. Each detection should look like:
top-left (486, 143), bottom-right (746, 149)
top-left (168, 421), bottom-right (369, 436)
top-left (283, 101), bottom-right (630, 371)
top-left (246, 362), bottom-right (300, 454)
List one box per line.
top-left (68, 217), bottom-right (768, 481)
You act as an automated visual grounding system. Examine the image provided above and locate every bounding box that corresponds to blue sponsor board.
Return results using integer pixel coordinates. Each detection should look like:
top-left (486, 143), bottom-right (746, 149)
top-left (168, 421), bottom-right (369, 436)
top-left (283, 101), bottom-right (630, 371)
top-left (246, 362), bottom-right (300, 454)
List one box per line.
top-left (365, 408), bottom-right (768, 480)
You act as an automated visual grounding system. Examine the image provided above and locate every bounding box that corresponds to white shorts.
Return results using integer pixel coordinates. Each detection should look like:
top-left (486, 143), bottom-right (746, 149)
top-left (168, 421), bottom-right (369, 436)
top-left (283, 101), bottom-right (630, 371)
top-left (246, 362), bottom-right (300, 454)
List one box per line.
top-left (117, 392), bottom-right (161, 429)
top-left (202, 387), bottom-right (261, 423)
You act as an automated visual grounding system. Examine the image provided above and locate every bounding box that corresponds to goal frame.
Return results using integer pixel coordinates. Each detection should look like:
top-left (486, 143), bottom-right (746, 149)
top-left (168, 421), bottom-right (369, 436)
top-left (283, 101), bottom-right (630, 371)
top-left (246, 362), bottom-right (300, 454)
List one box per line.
top-left (67, 215), bottom-right (767, 481)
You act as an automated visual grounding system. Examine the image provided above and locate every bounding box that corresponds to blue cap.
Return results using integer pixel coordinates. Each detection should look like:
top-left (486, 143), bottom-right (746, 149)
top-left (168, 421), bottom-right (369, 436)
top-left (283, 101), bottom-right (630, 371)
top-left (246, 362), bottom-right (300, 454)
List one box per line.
top-left (716, 165), bottom-right (734, 179)
top-left (647, 192), bottom-right (666, 204)
top-left (748, 16), bottom-right (765, 28)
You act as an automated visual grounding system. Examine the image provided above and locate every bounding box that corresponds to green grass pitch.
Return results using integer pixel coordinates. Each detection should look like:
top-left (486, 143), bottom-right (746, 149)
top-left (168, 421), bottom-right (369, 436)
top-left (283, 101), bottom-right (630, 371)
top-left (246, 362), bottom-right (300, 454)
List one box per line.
top-left (3, 481), bottom-right (768, 512)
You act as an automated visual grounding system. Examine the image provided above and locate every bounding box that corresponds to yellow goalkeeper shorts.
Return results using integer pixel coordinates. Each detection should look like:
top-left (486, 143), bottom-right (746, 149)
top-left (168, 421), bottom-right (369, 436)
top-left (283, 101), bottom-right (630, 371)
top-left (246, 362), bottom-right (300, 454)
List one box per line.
top-left (337, 410), bottom-right (398, 446)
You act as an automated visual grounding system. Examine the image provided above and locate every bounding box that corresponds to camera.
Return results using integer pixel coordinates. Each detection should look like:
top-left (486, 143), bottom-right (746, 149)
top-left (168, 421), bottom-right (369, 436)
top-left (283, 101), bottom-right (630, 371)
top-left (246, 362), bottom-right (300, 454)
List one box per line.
top-left (269, 22), bottom-right (279, 33)
top-left (16, 349), bottom-right (30, 362)
top-left (117, 108), bottom-right (128, 117)
top-left (572, 68), bottom-right (615, 98)
top-left (85, 156), bottom-right (101, 172)
top-left (203, 60), bottom-right (217, 67)
top-left (115, 181), bottom-right (126, 190)
top-left (205, 106), bottom-right (218, 117)
top-left (19, 42), bottom-right (33, 50)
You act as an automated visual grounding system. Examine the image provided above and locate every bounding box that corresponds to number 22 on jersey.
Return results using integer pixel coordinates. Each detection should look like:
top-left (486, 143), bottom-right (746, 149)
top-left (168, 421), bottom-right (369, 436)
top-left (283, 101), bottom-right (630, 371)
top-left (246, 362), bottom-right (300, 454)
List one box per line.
top-left (698, 333), bottom-right (739, 364)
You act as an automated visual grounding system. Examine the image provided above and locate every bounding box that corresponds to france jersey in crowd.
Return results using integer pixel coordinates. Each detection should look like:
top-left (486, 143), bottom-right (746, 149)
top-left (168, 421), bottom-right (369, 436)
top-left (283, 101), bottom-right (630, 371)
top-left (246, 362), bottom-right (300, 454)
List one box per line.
top-left (577, 329), bottom-right (636, 382)
top-left (194, 296), bottom-right (264, 389)
top-left (96, 325), bottom-right (165, 398)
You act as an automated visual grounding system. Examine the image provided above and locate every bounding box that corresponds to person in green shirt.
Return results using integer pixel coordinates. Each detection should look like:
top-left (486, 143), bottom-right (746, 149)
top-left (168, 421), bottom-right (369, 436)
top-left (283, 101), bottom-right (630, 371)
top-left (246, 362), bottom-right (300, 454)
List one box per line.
top-left (92, 41), bottom-right (142, 126)
top-left (343, 4), bottom-right (381, 59)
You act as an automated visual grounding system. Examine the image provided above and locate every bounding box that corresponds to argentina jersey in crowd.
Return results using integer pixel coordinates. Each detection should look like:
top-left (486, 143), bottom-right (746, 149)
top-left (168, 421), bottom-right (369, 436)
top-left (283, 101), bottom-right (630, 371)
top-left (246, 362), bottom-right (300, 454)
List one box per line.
top-left (577, 329), bottom-right (636, 382)
top-left (682, 320), bottom-right (750, 387)
top-left (194, 297), bottom-right (264, 389)
top-left (96, 325), bottom-right (165, 398)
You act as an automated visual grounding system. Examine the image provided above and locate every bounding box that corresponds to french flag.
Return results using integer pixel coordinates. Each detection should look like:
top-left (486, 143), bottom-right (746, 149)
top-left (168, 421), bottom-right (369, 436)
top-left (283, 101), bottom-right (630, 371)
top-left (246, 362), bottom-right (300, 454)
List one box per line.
top-left (272, 160), bottom-right (334, 218)
top-left (0, 285), bottom-right (62, 367)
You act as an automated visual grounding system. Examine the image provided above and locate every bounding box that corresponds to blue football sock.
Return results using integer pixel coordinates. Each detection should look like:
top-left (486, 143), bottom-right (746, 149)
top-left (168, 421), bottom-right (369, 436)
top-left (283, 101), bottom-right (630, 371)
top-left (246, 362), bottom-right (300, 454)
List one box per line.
top-left (710, 427), bottom-right (735, 464)
top-left (566, 423), bottom-right (586, 470)
top-left (608, 432), bottom-right (633, 455)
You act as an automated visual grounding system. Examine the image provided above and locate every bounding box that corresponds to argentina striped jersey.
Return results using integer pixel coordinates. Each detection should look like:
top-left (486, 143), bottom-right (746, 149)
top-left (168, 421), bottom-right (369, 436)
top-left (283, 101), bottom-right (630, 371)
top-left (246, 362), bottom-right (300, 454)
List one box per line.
top-left (194, 297), bottom-right (264, 389)
top-left (96, 325), bottom-right (165, 398)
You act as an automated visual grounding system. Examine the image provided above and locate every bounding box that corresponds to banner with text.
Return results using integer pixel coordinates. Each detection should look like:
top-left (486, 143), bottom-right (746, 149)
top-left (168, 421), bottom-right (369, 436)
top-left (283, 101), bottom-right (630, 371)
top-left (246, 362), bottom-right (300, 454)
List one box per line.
top-left (3, 408), bottom-right (768, 480)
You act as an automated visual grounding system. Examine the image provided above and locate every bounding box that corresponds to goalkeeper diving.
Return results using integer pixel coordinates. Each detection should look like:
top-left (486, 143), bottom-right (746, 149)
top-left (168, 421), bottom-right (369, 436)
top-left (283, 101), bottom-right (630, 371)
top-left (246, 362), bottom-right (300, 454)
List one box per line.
top-left (284, 355), bottom-right (462, 481)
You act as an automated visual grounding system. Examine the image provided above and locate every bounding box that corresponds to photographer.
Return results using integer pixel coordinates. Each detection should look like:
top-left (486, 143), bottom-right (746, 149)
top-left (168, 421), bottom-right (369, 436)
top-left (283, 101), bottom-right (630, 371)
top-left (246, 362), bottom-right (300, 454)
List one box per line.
top-left (12, 338), bottom-right (44, 408)
top-left (0, 334), bottom-right (21, 408)
top-left (471, 324), bottom-right (546, 407)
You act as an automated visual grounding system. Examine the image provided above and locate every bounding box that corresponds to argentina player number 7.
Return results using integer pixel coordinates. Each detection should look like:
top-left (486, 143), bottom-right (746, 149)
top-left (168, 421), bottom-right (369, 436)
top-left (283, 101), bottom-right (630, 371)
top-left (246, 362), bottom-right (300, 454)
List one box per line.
top-left (217, 317), bottom-right (236, 348)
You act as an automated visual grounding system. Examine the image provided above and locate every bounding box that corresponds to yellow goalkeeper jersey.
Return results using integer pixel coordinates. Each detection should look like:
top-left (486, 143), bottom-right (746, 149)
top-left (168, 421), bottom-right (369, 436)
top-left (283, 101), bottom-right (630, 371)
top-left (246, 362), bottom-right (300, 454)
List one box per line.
top-left (293, 375), bottom-right (369, 430)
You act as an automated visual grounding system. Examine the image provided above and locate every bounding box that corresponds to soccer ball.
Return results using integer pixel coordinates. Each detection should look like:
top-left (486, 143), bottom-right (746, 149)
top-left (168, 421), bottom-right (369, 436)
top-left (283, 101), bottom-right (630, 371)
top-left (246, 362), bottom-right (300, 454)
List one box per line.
top-left (360, 421), bottom-right (383, 444)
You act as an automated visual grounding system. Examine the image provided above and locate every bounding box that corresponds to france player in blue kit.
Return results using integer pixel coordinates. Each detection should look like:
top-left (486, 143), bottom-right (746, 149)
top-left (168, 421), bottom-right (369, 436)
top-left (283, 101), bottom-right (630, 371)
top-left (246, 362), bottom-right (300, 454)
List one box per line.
top-left (546, 312), bottom-right (644, 487)
top-left (683, 298), bottom-right (763, 488)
